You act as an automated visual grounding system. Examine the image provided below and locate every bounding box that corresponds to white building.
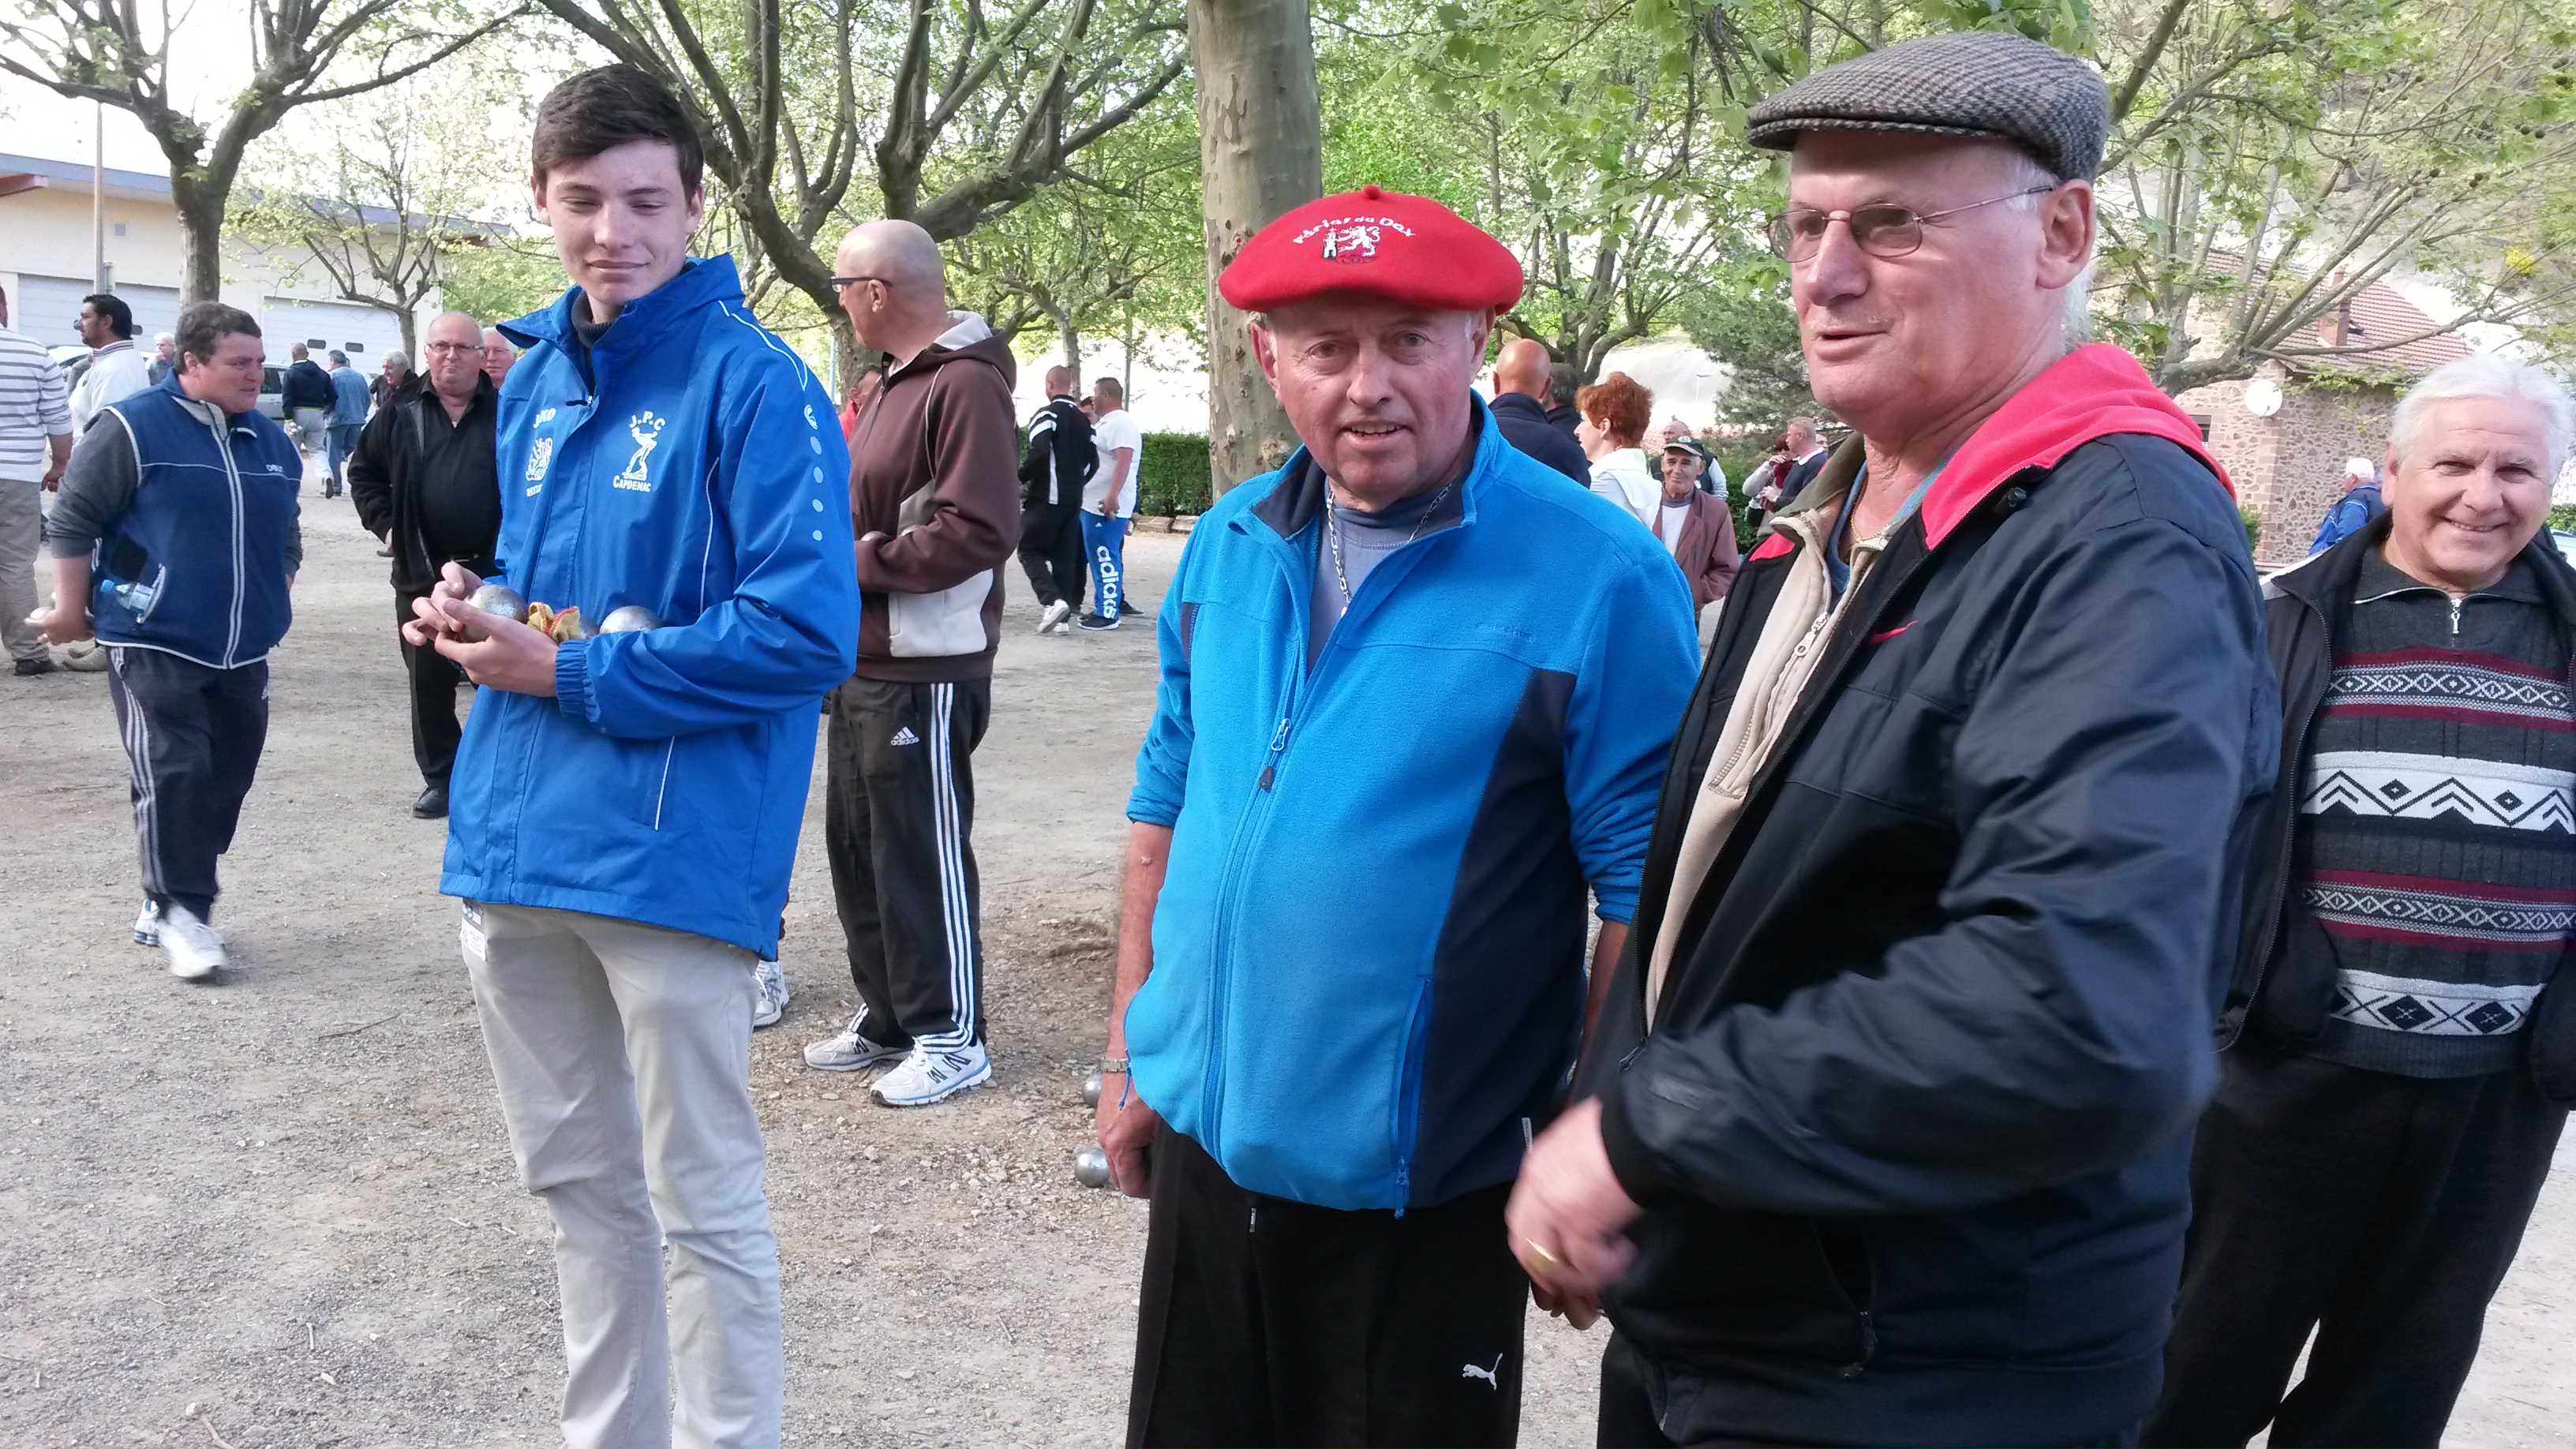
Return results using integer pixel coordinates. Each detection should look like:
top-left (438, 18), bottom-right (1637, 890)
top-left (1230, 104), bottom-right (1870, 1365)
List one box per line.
top-left (0, 150), bottom-right (436, 366)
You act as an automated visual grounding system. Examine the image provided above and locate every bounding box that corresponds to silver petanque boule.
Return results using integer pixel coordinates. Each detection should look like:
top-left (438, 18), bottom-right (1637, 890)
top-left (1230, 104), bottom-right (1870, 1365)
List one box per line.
top-left (1073, 1143), bottom-right (1111, 1189)
top-left (598, 605), bottom-right (662, 634)
top-left (1082, 1069), bottom-right (1103, 1109)
top-left (467, 584), bottom-right (528, 623)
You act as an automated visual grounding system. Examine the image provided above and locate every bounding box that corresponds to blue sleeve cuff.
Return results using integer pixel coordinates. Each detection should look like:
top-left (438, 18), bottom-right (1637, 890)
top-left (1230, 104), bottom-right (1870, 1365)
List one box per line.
top-left (552, 640), bottom-right (594, 721)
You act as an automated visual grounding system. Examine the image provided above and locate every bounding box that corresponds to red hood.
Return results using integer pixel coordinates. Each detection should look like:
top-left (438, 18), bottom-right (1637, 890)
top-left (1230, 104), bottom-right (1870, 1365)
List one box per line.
top-left (1920, 343), bottom-right (2229, 548)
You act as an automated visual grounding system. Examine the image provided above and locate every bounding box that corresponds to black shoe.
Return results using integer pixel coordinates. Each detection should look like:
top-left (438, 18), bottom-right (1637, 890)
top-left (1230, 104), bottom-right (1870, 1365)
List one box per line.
top-left (13, 656), bottom-right (56, 676)
top-left (1076, 612), bottom-right (1120, 631)
top-left (412, 785), bottom-right (450, 818)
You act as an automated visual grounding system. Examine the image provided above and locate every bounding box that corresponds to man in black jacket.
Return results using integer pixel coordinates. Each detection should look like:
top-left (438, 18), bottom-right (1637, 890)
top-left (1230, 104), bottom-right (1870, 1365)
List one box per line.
top-left (2144, 355), bottom-right (2576, 1449)
top-left (348, 312), bottom-right (498, 819)
top-left (1507, 31), bottom-right (2278, 1447)
top-left (1017, 364), bottom-right (1092, 634)
top-left (1489, 336), bottom-right (1589, 482)
top-left (280, 343), bottom-right (334, 461)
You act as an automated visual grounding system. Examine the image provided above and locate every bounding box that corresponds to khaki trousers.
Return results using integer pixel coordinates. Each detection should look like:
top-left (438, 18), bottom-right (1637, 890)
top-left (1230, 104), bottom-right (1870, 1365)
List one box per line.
top-left (462, 902), bottom-right (781, 1448)
top-left (1, 479), bottom-right (42, 662)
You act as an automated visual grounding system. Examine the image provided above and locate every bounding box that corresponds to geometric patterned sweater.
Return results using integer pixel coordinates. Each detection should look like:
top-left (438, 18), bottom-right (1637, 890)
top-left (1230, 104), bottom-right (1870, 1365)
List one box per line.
top-left (2288, 551), bottom-right (2575, 1076)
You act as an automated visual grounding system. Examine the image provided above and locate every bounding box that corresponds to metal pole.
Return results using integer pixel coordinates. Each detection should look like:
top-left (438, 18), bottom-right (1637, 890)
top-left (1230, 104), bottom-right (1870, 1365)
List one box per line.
top-left (92, 101), bottom-right (107, 290)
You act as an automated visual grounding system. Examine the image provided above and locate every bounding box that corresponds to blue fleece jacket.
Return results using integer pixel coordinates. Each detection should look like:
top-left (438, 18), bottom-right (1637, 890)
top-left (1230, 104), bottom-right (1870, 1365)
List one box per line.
top-left (1124, 402), bottom-right (1701, 1211)
top-left (440, 256), bottom-right (859, 955)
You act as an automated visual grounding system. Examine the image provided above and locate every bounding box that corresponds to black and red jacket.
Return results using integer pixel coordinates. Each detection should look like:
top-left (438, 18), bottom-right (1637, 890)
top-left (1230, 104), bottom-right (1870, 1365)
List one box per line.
top-left (1577, 345), bottom-right (2282, 1446)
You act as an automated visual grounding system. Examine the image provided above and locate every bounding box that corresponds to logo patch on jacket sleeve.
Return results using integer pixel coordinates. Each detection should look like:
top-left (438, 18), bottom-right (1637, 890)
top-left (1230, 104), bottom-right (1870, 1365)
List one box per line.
top-left (524, 435), bottom-right (553, 492)
top-left (616, 410), bottom-right (665, 492)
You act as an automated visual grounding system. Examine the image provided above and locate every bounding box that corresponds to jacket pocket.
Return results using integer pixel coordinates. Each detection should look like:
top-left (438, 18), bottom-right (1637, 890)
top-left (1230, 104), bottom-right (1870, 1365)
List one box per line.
top-left (886, 570), bottom-right (993, 657)
top-left (1614, 1207), bottom-right (1878, 1370)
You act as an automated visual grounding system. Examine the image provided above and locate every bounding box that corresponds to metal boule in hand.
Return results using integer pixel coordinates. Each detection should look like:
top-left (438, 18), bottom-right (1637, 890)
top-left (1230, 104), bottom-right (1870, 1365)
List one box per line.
top-left (467, 584), bottom-right (528, 623)
top-left (598, 605), bottom-right (662, 634)
top-left (1073, 1143), bottom-right (1111, 1189)
top-left (1082, 1069), bottom-right (1103, 1109)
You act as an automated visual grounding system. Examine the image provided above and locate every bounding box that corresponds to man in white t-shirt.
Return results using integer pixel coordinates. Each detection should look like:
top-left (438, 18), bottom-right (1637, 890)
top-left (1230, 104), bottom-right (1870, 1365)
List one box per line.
top-left (1081, 376), bottom-right (1143, 631)
top-left (69, 292), bottom-right (153, 436)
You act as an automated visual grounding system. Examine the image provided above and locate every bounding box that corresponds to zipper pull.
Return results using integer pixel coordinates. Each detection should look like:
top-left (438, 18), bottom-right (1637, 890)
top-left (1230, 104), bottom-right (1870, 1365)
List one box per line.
top-left (1258, 716), bottom-right (1290, 790)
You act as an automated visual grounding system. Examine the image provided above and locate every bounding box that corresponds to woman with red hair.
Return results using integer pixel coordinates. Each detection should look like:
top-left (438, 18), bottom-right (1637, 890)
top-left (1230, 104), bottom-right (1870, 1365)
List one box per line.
top-left (1575, 371), bottom-right (1657, 526)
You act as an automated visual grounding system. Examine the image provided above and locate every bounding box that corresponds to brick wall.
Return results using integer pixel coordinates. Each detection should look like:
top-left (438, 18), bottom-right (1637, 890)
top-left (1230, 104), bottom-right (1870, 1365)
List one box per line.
top-left (2172, 379), bottom-right (2398, 565)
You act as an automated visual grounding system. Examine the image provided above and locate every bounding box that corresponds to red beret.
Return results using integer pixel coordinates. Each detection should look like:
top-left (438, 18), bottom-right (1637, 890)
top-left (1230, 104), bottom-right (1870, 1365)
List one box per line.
top-left (1219, 184), bottom-right (1524, 314)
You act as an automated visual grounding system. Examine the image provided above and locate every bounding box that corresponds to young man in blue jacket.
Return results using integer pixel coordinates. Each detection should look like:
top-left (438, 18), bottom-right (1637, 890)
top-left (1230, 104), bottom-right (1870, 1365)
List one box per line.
top-left (402, 66), bottom-right (857, 1448)
top-left (1089, 187), bottom-right (1700, 1446)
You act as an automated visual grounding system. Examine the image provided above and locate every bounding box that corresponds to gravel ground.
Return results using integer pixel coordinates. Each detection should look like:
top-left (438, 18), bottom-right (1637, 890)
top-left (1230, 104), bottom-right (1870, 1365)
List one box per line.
top-left (2, 482), bottom-right (2567, 1447)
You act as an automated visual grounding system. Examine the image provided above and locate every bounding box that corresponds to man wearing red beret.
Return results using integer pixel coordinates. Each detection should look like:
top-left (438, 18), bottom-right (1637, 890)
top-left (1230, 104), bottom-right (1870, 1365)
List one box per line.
top-left (1089, 185), bottom-right (1701, 1445)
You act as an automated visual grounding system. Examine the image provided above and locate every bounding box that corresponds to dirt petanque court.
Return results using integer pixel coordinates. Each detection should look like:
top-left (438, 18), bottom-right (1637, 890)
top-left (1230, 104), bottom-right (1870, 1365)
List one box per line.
top-left (3, 488), bottom-right (2570, 1447)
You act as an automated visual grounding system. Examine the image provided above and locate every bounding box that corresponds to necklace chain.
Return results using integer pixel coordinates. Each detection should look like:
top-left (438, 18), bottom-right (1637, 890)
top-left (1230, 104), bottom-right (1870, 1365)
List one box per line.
top-left (1324, 480), bottom-right (1456, 603)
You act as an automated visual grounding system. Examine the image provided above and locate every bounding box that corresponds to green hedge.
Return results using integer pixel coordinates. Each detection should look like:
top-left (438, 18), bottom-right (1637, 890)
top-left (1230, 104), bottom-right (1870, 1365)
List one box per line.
top-left (1138, 432), bottom-right (1215, 517)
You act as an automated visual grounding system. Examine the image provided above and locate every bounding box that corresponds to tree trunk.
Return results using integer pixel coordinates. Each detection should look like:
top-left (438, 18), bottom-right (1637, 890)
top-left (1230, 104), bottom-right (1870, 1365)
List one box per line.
top-left (1189, 0), bottom-right (1321, 495)
top-left (1058, 313), bottom-right (1084, 379)
top-left (171, 176), bottom-right (227, 306)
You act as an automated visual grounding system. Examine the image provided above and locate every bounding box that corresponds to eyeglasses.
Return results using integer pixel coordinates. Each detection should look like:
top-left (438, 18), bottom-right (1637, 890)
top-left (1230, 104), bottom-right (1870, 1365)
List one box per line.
top-left (422, 341), bottom-right (481, 356)
top-left (1766, 184), bottom-right (2057, 262)
top-left (829, 275), bottom-right (884, 292)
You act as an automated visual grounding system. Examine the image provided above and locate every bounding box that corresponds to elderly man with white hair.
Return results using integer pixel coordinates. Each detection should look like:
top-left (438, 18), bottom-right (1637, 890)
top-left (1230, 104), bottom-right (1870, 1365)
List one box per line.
top-left (1507, 30), bottom-right (2278, 1446)
top-left (2145, 353), bottom-right (2576, 1448)
top-left (2308, 454), bottom-right (2386, 555)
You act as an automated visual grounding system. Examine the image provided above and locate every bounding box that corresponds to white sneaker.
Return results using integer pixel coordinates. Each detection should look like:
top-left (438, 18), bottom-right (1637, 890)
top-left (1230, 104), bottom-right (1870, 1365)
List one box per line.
top-left (871, 1042), bottom-right (991, 1107)
top-left (133, 900), bottom-right (162, 946)
top-left (159, 903), bottom-right (226, 980)
top-left (1038, 600), bottom-right (1073, 634)
top-left (803, 1009), bottom-right (907, 1071)
top-left (751, 957), bottom-right (789, 1029)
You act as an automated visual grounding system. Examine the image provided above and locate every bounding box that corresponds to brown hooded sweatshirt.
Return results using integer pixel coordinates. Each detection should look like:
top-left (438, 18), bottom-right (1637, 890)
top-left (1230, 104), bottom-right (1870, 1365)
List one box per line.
top-left (848, 311), bottom-right (1020, 682)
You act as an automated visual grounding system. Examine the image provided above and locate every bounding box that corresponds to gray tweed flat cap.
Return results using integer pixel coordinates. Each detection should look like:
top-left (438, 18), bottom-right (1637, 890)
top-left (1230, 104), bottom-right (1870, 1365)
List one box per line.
top-left (1745, 30), bottom-right (2110, 181)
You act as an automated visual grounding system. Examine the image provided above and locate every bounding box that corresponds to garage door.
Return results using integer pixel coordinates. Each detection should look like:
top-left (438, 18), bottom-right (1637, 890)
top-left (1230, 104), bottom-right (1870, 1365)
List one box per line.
top-left (260, 297), bottom-right (406, 368)
top-left (115, 283), bottom-right (181, 346)
top-left (13, 274), bottom-right (183, 350)
top-left (13, 273), bottom-right (97, 350)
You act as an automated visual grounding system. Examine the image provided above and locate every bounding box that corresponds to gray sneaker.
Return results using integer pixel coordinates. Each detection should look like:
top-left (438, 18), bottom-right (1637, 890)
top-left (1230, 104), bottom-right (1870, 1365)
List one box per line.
top-left (751, 956), bottom-right (789, 1029)
top-left (803, 1009), bottom-right (906, 1071)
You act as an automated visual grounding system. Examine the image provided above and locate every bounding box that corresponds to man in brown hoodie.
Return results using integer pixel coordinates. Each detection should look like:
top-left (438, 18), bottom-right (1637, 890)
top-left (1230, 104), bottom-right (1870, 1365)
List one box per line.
top-left (804, 219), bottom-right (1020, 1107)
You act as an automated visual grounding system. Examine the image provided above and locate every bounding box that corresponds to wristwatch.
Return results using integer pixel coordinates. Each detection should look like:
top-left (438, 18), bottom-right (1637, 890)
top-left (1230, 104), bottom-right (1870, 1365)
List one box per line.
top-left (1101, 1055), bottom-right (1131, 1075)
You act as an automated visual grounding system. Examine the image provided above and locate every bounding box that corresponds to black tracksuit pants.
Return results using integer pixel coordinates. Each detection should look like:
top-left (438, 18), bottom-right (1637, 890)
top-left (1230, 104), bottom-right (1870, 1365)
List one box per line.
top-left (1127, 1121), bottom-right (1528, 1448)
top-left (395, 589), bottom-right (465, 788)
top-left (105, 647), bottom-right (268, 923)
top-left (2143, 1033), bottom-right (2567, 1447)
top-left (822, 675), bottom-right (989, 1050)
top-left (1017, 500), bottom-right (1087, 611)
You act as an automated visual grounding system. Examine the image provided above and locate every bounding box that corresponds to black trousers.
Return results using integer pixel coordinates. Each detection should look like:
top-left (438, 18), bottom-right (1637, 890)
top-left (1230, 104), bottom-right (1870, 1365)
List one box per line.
top-left (1597, 1330), bottom-right (2143, 1443)
top-left (1127, 1121), bottom-right (1528, 1448)
top-left (1017, 500), bottom-right (1087, 610)
top-left (395, 589), bottom-right (465, 788)
top-left (822, 674), bottom-right (988, 1049)
top-left (2142, 1034), bottom-right (2567, 1447)
top-left (105, 647), bottom-right (268, 923)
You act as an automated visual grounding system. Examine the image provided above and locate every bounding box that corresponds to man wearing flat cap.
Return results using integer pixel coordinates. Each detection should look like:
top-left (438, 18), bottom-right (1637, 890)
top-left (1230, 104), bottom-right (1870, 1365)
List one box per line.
top-left (1508, 29), bottom-right (2280, 1446)
top-left (1091, 184), bottom-right (1699, 1446)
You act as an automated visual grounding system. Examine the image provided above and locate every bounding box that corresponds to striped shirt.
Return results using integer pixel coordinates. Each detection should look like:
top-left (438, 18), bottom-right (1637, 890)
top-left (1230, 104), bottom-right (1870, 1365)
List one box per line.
top-left (0, 324), bottom-right (73, 483)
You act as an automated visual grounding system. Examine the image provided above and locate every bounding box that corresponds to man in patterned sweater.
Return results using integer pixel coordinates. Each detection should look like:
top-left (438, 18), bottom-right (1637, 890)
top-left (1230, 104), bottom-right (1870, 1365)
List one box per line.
top-left (2147, 354), bottom-right (2576, 1447)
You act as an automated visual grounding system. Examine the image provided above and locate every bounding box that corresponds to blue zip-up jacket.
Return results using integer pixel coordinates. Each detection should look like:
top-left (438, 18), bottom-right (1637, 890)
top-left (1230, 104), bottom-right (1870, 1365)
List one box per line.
top-left (1124, 403), bottom-right (1701, 1211)
top-left (88, 372), bottom-right (301, 668)
top-left (440, 256), bottom-right (859, 956)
